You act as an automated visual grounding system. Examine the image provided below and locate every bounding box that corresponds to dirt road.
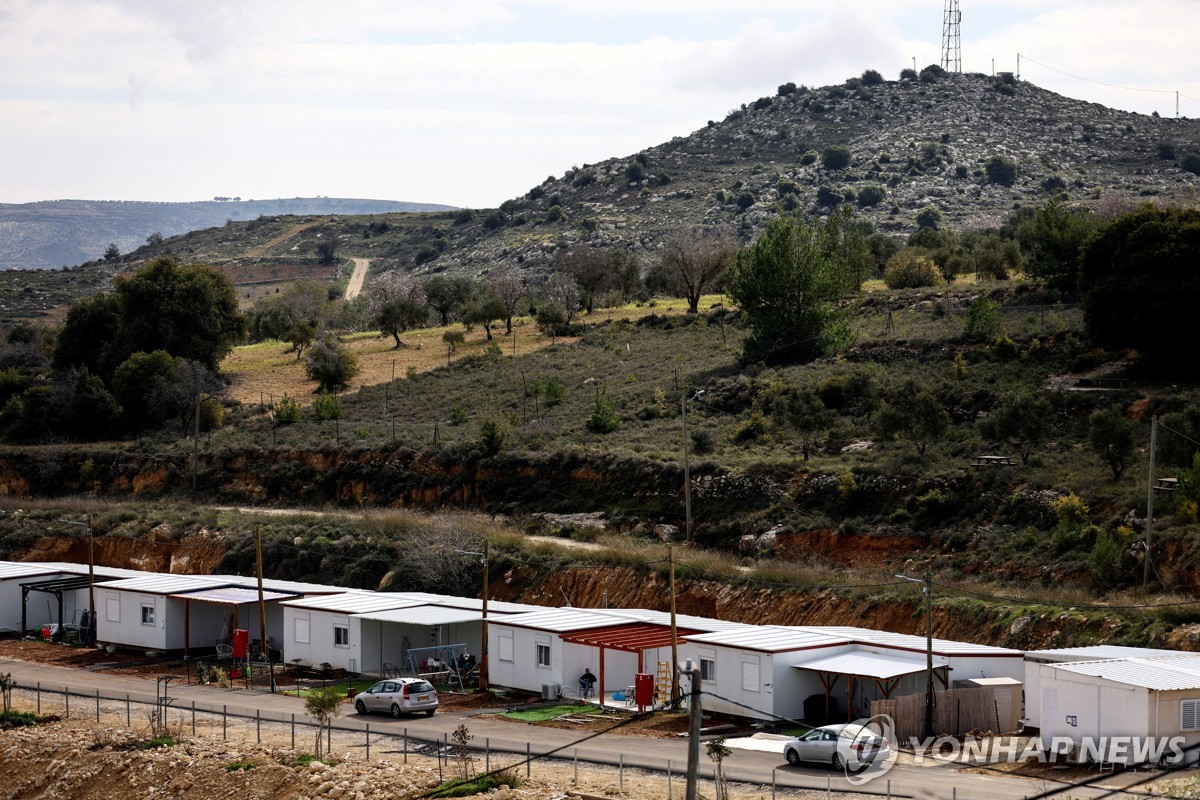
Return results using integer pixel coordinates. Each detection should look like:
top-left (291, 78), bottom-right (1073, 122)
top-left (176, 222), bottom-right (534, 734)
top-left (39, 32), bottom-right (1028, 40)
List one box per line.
top-left (344, 258), bottom-right (370, 301)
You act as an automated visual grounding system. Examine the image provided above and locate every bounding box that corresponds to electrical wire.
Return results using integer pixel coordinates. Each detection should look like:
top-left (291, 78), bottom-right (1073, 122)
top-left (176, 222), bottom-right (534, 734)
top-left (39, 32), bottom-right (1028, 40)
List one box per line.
top-left (1019, 55), bottom-right (1190, 100)
top-left (932, 580), bottom-right (1200, 611)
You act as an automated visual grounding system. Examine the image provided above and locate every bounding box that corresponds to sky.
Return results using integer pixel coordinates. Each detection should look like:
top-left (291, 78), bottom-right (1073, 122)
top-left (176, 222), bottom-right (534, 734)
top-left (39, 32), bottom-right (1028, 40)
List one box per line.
top-left (2, 1), bottom-right (1198, 210)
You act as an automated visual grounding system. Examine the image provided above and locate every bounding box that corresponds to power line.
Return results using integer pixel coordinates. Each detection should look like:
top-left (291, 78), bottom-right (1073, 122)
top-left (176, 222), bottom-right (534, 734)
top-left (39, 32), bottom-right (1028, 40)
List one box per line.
top-left (1019, 54), bottom-right (1186, 98)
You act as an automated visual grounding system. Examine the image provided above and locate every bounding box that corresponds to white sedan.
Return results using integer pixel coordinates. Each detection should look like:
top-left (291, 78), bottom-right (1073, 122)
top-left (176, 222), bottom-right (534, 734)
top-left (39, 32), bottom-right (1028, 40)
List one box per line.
top-left (784, 723), bottom-right (891, 770)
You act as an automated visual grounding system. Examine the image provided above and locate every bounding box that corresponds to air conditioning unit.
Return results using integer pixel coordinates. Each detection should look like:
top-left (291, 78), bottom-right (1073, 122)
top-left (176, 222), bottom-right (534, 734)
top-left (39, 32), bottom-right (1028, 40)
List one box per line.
top-left (541, 682), bottom-right (560, 700)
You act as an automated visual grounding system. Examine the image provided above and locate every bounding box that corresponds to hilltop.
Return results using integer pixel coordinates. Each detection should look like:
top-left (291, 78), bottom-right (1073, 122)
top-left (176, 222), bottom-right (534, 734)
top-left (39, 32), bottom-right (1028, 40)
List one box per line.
top-left (0, 197), bottom-right (456, 271)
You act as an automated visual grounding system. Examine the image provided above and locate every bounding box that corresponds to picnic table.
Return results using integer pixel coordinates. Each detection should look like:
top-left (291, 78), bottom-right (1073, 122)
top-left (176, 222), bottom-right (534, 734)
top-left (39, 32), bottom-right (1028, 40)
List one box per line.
top-left (972, 454), bottom-right (1016, 467)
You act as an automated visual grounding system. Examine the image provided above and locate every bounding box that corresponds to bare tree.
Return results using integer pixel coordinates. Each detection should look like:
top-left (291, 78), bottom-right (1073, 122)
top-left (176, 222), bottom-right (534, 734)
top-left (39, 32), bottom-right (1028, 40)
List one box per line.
top-left (660, 227), bottom-right (738, 313)
top-left (555, 248), bottom-right (612, 313)
top-left (543, 274), bottom-right (581, 324)
top-left (486, 265), bottom-right (527, 334)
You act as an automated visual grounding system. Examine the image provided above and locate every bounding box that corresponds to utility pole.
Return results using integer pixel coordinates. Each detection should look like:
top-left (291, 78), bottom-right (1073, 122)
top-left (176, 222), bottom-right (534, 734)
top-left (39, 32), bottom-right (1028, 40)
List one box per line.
top-left (255, 526), bottom-right (267, 662)
top-left (896, 572), bottom-right (935, 739)
top-left (481, 539), bottom-right (490, 690)
top-left (681, 395), bottom-right (692, 542)
top-left (684, 660), bottom-right (702, 800)
top-left (668, 545), bottom-right (679, 707)
top-left (60, 514), bottom-right (95, 646)
top-left (192, 394), bottom-right (201, 492)
top-left (1145, 415), bottom-right (1158, 587)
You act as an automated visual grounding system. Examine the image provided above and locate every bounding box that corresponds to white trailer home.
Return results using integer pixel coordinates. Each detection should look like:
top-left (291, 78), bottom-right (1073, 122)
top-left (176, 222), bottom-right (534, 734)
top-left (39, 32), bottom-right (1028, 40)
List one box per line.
top-left (1023, 646), bottom-right (1180, 729)
top-left (1, 560), bottom-right (142, 638)
top-left (1035, 654), bottom-right (1200, 765)
top-left (279, 592), bottom-right (426, 674)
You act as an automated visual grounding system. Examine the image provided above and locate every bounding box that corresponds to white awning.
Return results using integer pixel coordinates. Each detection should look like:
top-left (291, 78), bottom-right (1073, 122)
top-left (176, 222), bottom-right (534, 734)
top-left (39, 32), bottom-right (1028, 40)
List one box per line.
top-left (793, 650), bottom-right (949, 680)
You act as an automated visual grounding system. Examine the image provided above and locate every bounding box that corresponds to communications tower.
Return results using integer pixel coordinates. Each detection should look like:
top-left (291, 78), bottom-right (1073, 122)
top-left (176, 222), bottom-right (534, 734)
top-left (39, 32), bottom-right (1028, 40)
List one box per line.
top-left (941, 0), bottom-right (962, 73)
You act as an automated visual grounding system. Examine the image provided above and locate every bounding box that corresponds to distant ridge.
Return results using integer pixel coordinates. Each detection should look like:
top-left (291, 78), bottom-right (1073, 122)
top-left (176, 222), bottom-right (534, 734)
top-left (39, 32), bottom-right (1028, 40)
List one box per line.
top-left (0, 197), bottom-right (458, 270)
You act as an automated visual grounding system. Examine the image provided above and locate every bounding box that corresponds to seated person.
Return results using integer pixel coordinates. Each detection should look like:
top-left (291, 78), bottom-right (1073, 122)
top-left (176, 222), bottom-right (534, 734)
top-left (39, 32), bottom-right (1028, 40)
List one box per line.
top-left (578, 668), bottom-right (597, 699)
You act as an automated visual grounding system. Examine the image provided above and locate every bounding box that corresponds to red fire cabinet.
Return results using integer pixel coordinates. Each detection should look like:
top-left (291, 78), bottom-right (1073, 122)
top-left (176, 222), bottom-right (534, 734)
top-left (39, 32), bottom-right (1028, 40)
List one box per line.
top-left (634, 672), bottom-right (654, 709)
top-left (232, 628), bottom-right (249, 659)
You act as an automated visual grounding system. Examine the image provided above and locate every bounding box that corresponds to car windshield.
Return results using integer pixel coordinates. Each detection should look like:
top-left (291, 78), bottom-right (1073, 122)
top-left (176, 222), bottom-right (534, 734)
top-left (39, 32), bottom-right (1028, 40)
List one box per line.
top-left (409, 681), bottom-right (434, 694)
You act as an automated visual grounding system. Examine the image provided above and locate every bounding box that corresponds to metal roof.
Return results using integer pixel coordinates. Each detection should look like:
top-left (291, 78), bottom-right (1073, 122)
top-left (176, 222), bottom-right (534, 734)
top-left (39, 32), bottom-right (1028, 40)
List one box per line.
top-left (561, 622), bottom-right (700, 653)
top-left (0, 561), bottom-right (144, 581)
top-left (1050, 654), bottom-right (1200, 691)
top-left (279, 592), bottom-right (427, 614)
top-left (598, 608), bottom-right (753, 633)
top-left (793, 650), bottom-right (950, 680)
top-left (686, 626), bottom-right (850, 653)
top-left (490, 608), bottom-right (626, 633)
top-left (96, 574), bottom-right (231, 595)
top-left (355, 606), bottom-right (490, 626)
top-left (801, 626), bottom-right (1023, 657)
top-left (432, 597), bottom-right (550, 615)
top-left (171, 586), bottom-right (296, 605)
top-left (0, 562), bottom-right (61, 580)
top-left (1025, 645), bottom-right (1181, 663)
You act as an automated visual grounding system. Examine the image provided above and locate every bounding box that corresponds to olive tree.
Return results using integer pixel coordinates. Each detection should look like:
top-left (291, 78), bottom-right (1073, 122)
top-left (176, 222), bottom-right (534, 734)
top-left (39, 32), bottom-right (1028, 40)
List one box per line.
top-left (659, 226), bottom-right (738, 314)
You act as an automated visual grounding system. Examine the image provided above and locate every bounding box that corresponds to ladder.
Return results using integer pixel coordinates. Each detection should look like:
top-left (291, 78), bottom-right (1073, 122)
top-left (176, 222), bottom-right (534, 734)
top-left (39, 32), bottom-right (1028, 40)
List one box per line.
top-left (655, 661), bottom-right (672, 706)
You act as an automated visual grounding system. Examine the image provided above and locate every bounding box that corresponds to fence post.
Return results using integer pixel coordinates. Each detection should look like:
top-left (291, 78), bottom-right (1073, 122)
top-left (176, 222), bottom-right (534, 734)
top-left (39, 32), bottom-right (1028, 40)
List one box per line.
top-left (574, 749), bottom-right (577, 784)
top-left (223, 704), bottom-right (227, 740)
top-left (667, 759), bottom-right (672, 800)
top-left (403, 728), bottom-right (408, 763)
top-left (771, 768), bottom-right (776, 800)
top-left (36, 682), bottom-right (40, 714)
top-left (192, 701), bottom-right (196, 737)
top-left (827, 775), bottom-right (831, 800)
top-left (526, 742), bottom-right (531, 778)
top-left (366, 723), bottom-right (370, 761)
top-left (126, 693), bottom-right (130, 726)
top-left (65, 687), bottom-right (69, 719)
top-left (291, 714), bottom-right (295, 751)
top-left (486, 738), bottom-right (490, 773)
top-left (256, 708), bottom-right (261, 743)
top-left (96, 689), bottom-right (100, 721)
top-left (326, 720), bottom-right (331, 754)
top-left (619, 753), bottom-right (624, 793)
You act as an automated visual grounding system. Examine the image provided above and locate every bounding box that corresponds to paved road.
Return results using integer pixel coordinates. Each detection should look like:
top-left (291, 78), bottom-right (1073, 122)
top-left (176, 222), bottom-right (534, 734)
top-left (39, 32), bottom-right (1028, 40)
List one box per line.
top-left (0, 658), bottom-right (1153, 800)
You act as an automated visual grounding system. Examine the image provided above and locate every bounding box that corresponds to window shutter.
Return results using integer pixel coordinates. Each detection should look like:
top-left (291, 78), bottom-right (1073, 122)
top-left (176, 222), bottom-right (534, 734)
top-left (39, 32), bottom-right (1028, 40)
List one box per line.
top-left (1182, 699), bottom-right (1200, 732)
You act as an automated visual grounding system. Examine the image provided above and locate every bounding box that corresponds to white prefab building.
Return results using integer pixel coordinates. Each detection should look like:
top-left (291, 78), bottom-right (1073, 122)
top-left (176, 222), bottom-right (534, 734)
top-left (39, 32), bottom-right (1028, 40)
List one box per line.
top-left (1035, 654), bottom-right (1200, 765)
top-left (0, 561), bottom-right (142, 636)
top-left (1023, 646), bottom-right (1181, 729)
top-left (280, 592), bottom-right (424, 674)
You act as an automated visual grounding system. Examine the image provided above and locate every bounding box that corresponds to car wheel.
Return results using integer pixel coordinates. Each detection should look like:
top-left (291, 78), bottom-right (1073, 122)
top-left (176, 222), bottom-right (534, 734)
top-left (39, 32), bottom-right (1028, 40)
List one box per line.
top-left (425, 709), bottom-right (435, 717)
top-left (354, 700), bottom-right (367, 715)
top-left (832, 753), bottom-right (844, 770)
top-left (391, 703), bottom-right (403, 719)
top-left (785, 748), bottom-right (800, 767)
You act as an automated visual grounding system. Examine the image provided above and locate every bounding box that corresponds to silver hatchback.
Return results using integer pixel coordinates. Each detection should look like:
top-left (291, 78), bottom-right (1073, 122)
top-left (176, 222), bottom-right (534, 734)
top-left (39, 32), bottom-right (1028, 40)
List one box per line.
top-left (354, 678), bottom-right (439, 718)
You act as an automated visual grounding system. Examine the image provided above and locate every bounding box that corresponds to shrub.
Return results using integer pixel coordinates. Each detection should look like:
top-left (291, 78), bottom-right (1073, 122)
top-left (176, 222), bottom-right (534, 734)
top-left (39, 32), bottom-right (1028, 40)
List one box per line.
top-left (899, 68), bottom-right (918, 81)
top-left (984, 156), bottom-right (1018, 186)
top-left (690, 429), bottom-right (715, 455)
top-left (732, 412), bottom-right (767, 443)
top-left (753, 96), bottom-right (773, 110)
top-left (992, 334), bottom-right (1020, 360)
top-left (857, 185), bottom-right (886, 207)
top-left (585, 390), bottom-right (621, 433)
top-left (1181, 153), bottom-right (1200, 175)
top-left (884, 249), bottom-right (944, 289)
top-left (311, 391), bottom-right (342, 421)
top-left (442, 330), bottom-right (465, 352)
top-left (919, 64), bottom-right (945, 83)
top-left (777, 82), bottom-right (797, 96)
top-left (821, 146), bottom-right (852, 170)
top-left (736, 192), bottom-right (755, 210)
top-left (815, 185), bottom-right (842, 209)
top-left (477, 420), bottom-right (506, 456)
top-left (799, 151), bottom-right (818, 166)
top-left (625, 162), bottom-right (646, 182)
top-left (861, 69), bottom-right (884, 86)
top-left (915, 206), bottom-right (942, 230)
top-left (449, 406), bottom-right (468, 425)
top-left (483, 212), bottom-right (505, 230)
top-left (544, 205), bottom-right (567, 223)
top-left (273, 395), bottom-right (301, 424)
top-left (305, 338), bottom-right (358, 393)
top-left (963, 297), bottom-right (1001, 341)
top-left (1156, 142), bottom-right (1177, 160)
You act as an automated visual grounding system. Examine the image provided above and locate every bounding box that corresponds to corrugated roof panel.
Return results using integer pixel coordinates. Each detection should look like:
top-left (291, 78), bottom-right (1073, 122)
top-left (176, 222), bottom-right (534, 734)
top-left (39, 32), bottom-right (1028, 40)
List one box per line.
top-left (1026, 645), bottom-right (1181, 662)
top-left (599, 608), bottom-right (752, 632)
top-left (1052, 654), bottom-right (1200, 691)
top-left (491, 608), bottom-right (625, 632)
top-left (687, 626), bottom-right (850, 652)
top-left (793, 650), bottom-right (949, 679)
top-left (97, 574), bottom-right (231, 595)
top-left (802, 626), bottom-right (1023, 656)
top-left (279, 592), bottom-right (426, 614)
top-left (172, 587), bottom-right (295, 604)
top-left (0, 562), bottom-right (61, 580)
top-left (355, 606), bottom-right (489, 626)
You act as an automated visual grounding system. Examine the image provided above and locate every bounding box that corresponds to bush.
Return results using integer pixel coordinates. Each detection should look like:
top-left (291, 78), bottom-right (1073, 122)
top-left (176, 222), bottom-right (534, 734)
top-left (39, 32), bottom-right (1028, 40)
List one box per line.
top-left (442, 330), bottom-right (465, 352)
top-left (963, 297), bottom-right (1001, 341)
top-left (311, 391), bottom-right (342, 421)
top-left (777, 82), bottom-right (797, 96)
top-left (915, 207), bottom-right (942, 230)
top-left (736, 192), bottom-right (755, 210)
top-left (690, 429), bottom-right (715, 455)
top-left (477, 420), bottom-right (506, 456)
top-left (857, 185), bottom-right (886, 207)
top-left (732, 413), bottom-right (767, 443)
top-left (861, 69), bottom-right (884, 86)
top-left (273, 395), bottom-right (301, 424)
top-left (1181, 153), bottom-right (1200, 175)
top-left (799, 151), bottom-right (818, 166)
top-left (919, 64), bottom-right (945, 83)
top-left (984, 156), bottom-right (1018, 186)
top-left (1156, 142), bottom-right (1177, 160)
top-left (899, 68), bottom-right (918, 81)
top-left (585, 391), bottom-right (621, 433)
top-left (625, 162), bottom-right (646, 182)
top-left (884, 249), bottom-right (944, 289)
top-left (305, 338), bottom-right (358, 393)
top-left (821, 146), bottom-right (852, 170)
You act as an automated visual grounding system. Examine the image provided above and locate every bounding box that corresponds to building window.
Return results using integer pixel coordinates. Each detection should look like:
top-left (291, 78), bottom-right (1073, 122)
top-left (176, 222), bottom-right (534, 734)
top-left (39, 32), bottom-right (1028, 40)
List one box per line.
top-left (1182, 699), bottom-right (1200, 732)
top-left (700, 657), bottom-right (716, 682)
top-left (334, 626), bottom-right (349, 647)
top-left (140, 605), bottom-right (155, 625)
top-left (536, 642), bottom-right (551, 668)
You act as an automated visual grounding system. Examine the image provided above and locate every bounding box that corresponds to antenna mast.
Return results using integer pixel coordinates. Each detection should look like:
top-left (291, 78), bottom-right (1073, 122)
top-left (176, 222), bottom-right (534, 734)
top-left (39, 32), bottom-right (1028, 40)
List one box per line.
top-left (941, 0), bottom-right (962, 73)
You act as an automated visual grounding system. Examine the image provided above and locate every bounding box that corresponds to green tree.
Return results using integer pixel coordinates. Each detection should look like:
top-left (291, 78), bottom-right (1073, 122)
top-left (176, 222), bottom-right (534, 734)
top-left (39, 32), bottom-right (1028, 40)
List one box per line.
top-left (1079, 205), bottom-right (1200, 371)
top-left (1009, 198), bottom-right (1098, 290)
top-left (103, 243), bottom-right (120, 262)
top-left (442, 329), bottom-right (465, 352)
top-left (108, 256), bottom-right (245, 373)
top-left (52, 293), bottom-right (122, 376)
top-left (477, 420), bottom-right (506, 456)
top-left (962, 297), bottom-right (1001, 342)
top-left (150, 358), bottom-right (226, 436)
top-left (978, 391), bottom-right (1053, 464)
top-left (63, 369), bottom-right (122, 440)
top-left (984, 156), bottom-right (1018, 186)
top-left (585, 390), bottom-right (621, 433)
top-left (1089, 405), bottom-right (1136, 480)
top-left (822, 146), bottom-right (852, 170)
top-left (376, 298), bottom-right (427, 348)
top-left (771, 385), bottom-right (834, 462)
top-left (423, 275), bottom-right (474, 326)
top-left (875, 379), bottom-right (950, 455)
top-left (883, 249), bottom-right (943, 289)
top-left (111, 350), bottom-right (178, 429)
top-left (311, 391), bottom-right (342, 421)
top-left (727, 213), bottom-right (859, 365)
top-left (659, 226), bottom-right (738, 314)
top-left (304, 686), bottom-right (343, 760)
top-left (305, 337), bottom-right (358, 392)
top-left (556, 248), bottom-right (613, 314)
top-left (460, 296), bottom-right (507, 341)
top-left (486, 265), bottom-right (528, 335)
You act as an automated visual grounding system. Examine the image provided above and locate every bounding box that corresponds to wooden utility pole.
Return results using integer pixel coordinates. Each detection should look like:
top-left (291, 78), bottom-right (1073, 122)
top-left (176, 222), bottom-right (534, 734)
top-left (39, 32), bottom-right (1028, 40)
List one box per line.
top-left (1145, 415), bottom-right (1158, 587)
top-left (684, 660), bottom-right (702, 800)
top-left (86, 513), bottom-right (95, 646)
top-left (255, 526), bottom-right (267, 661)
top-left (191, 395), bottom-right (201, 491)
top-left (480, 540), bottom-right (490, 690)
top-left (682, 395), bottom-right (693, 541)
top-left (668, 544), bottom-right (679, 707)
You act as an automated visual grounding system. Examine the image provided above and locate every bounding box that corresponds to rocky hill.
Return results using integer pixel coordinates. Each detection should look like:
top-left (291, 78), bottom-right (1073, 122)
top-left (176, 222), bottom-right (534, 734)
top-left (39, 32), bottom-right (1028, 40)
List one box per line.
top-left (0, 197), bottom-right (456, 271)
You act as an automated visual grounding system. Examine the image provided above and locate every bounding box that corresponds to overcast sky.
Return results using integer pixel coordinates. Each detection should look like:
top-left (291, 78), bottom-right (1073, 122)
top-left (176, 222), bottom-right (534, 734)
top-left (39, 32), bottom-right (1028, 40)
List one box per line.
top-left (2, 0), bottom-right (1197, 209)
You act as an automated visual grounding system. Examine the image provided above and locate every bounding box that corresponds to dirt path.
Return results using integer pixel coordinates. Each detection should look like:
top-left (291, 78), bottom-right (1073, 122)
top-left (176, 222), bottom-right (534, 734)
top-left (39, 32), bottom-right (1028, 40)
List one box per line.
top-left (243, 221), bottom-right (319, 258)
top-left (344, 257), bottom-right (370, 300)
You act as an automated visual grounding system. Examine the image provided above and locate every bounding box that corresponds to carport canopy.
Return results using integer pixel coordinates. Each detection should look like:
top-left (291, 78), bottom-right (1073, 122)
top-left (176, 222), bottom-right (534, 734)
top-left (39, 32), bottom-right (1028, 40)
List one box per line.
top-left (20, 575), bottom-right (94, 635)
top-left (560, 622), bottom-right (697, 697)
top-left (169, 585), bottom-right (299, 658)
top-left (792, 650), bottom-right (951, 723)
